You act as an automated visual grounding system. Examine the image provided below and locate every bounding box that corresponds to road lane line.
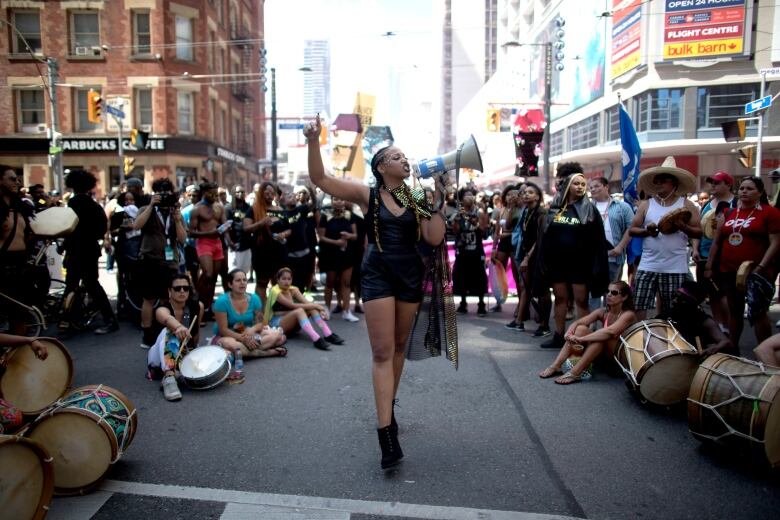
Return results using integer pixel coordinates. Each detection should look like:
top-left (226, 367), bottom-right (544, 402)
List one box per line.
top-left (100, 479), bottom-right (580, 520)
top-left (487, 352), bottom-right (587, 519)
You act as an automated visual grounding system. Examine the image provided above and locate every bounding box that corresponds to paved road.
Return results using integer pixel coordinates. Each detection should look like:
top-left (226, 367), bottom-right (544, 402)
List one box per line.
top-left (20, 268), bottom-right (780, 519)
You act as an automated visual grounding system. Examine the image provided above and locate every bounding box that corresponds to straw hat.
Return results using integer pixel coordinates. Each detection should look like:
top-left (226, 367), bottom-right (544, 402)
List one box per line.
top-left (637, 156), bottom-right (696, 196)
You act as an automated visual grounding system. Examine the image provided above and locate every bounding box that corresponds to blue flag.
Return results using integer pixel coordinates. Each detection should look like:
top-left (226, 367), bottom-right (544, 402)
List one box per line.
top-left (619, 103), bottom-right (641, 205)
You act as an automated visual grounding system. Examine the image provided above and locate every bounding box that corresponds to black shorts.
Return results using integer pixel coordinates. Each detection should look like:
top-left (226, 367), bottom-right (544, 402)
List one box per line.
top-left (361, 246), bottom-right (423, 303)
top-left (139, 259), bottom-right (178, 300)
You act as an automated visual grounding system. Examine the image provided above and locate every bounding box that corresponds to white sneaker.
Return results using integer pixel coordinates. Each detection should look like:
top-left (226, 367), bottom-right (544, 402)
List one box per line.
top-left (162, 375), bottom-right (182, 401)
top-left (139, 342), bottom-right (152, 350)
top-left (343, 310), bottom-right (359, 322)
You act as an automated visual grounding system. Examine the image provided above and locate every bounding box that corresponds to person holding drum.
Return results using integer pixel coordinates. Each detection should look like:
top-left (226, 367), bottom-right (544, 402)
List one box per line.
top-left (0, 333), bottom-right (48, 432)
top-left (264, 267), bottom-right (343, 350)
top-left (704, 177), bottom-right (780, 348)
top-left (304, 115), bottom-right (449, 470)
top-left (629, 157), bottom-right (702, 320)
top-left (212, 269), bottom-right (287, 367)
top-left (147, 274), bottom-right (204, 401)
top-left (538, 281), bottom-right (636, 384)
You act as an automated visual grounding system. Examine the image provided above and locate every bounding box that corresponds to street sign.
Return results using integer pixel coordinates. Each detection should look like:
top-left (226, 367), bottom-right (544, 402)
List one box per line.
top-left (49, 146), bottom-right (61, 154)
top-left (759, 67), bottom-right (780, 78)
top-left (279, 122), bottom-right (304, 130)
top-left (106, 105), bottom-right (125, 119)
top-left (745, 95), bottom-right (772, 115)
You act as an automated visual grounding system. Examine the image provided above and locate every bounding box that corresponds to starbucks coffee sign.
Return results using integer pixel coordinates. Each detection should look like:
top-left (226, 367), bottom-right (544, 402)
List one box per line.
top-left (60, 137), bottom-right (166, 152)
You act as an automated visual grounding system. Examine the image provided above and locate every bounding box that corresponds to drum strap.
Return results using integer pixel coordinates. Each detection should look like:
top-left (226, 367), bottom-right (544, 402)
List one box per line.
top-left (0, 211), bottom-right (18, 255)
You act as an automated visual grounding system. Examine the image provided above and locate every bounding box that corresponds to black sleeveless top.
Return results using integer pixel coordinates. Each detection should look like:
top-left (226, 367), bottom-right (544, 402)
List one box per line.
top-left (162, 299), bottom-right (201, 345)
top-left (366, 188), bottom-right (419, 253)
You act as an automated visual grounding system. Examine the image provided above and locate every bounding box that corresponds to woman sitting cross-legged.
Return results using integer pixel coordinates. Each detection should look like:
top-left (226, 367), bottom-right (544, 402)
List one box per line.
top-left (265, 267), bottom-right (344, 350)
top-left (149, 274), bottom-right (204, 401)
top-left (212, 269), bottom-right (287, 367)
top-left (539, 281), bottom-right (637, 384)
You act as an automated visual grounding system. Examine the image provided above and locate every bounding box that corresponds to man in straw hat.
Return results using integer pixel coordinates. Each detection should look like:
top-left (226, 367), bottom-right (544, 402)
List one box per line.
top-left (691, 170), bottom-right (736, 331)
top-left (628, 156), bottom-right (702, 319)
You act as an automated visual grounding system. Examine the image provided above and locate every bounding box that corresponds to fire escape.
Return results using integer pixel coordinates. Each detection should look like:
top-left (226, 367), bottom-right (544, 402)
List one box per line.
top-left (230, 20), bottom-right (255, 157)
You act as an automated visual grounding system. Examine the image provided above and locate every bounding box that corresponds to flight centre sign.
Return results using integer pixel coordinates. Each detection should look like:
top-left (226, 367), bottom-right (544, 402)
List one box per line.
top-left (662, 0), bottom-right (750, 61)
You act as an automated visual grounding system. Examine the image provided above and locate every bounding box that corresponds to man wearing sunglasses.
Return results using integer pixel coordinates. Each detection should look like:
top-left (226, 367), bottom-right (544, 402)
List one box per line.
top-left (691, 171), bottom-right (736, 331)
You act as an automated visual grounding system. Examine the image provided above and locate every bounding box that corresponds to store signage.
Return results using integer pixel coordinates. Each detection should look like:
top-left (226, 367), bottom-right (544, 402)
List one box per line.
top-left (662, 0), bottom-right (747, 61)
top-left (745, 95), bottom-right (772, 115)
top-left (216, 147), bottom-right (247, 166)
top-left (60, 137), bottom-right (166, 152)
top-left (611, 0), bottom-right (642, 80)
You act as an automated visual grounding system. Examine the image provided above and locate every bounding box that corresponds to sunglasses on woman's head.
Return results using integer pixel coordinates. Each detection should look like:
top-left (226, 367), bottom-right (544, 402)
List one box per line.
top-left (607, 290), bottom-right (622, 296)
top-left (171, 285), bottom-right (190, 292)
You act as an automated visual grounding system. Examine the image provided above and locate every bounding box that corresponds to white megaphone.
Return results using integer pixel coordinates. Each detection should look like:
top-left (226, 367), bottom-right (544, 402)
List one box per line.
top-left (411, 135), bottom-right (483, 179)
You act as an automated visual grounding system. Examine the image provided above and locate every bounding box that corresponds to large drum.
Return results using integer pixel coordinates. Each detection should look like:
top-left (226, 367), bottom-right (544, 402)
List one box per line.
top-left (0, 434), bottom-right (54, 520)
top-left (0, 338), bottom-right (73, 416)
top-left (179, 346), bottom-right (231, 390)
top-left (688, 354), bottom-right (780, 467)
top-left (616, 319), bottom-right (700, 405)
top-left (29, 206), bottom-right (78, 238)
top-left (24, 384), bottom-right (138, 495)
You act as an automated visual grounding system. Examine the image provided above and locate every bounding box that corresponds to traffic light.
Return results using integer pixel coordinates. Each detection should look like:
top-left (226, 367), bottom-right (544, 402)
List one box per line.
top-left (486, 109), bottom-right (500, 132)
top-left (721, 120), bottom-right (746, 142)
top-left (130, 129), bottom-right (149, 148)
top-left (737, 145), bottom-right (755, 169)
top-left (87, 89), bottom-right (102, 124)
top-left (123, 156), bottom-right (135, 175)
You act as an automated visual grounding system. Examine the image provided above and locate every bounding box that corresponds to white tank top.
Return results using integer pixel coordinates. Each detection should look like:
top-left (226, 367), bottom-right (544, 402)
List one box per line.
top-left (639, 197), bottom-right (689, 273)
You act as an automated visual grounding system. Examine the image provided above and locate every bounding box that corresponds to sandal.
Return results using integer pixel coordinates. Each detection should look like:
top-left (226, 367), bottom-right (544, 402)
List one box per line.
top-left (555, 371), bottom-right (583, 385)
top-left (274, 346), bottom-right (288, 357)
top-left (538, 366), bottom-right (562, 379)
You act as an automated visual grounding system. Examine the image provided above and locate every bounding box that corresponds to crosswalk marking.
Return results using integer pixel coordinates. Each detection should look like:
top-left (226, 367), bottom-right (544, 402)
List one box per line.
top-left (220, 503), bottom-right (350, 520)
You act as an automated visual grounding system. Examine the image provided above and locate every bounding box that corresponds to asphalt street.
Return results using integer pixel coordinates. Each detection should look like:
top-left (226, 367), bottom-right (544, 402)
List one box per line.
top-left (22, 267), bottom-right (780, 519)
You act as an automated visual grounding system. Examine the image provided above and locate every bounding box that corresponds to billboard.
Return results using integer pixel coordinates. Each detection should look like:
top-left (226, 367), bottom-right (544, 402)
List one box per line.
top-left (610, 0), bottom-right (642, 80)
top-left (530, 0), bottom-right (606, 120)
top-left (662, 0), bottom-right (749, 61)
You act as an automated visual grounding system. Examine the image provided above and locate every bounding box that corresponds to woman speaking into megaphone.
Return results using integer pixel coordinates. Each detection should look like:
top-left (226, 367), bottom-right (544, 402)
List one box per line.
top-left (304, 115), bottom-right (450, 470)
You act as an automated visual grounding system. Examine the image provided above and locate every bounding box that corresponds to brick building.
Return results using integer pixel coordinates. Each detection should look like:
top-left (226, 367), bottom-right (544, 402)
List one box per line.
top-left (0, 0), bottom-right (265, 197)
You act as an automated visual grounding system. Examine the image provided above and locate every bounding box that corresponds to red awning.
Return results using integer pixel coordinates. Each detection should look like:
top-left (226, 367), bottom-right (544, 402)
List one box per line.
top-left (513, 109), bottom-right (545, 132)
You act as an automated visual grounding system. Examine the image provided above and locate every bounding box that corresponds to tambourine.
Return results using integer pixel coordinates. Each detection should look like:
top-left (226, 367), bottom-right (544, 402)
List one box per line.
top-left (700, 209), bottom-right (717, 239)
top-left (736, 260), bottom-right (755, 292)
top-left (657, 208), bottom-right (692, 234)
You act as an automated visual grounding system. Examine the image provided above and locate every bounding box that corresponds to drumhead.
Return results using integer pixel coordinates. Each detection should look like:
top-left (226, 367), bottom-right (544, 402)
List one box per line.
top-left (760, 372), bottom-right (780, 468)
top-left (640, 354), bottom-right (700, 405)
top-left (0, 338), bottom-right (73, 415)
top-left (26, 411), bottom-right (114, 494)
top-left (0, 435), bottom-right (54, 520)
top-left (180, 346), bottom-right (228, 379)
top-left (29, 207), bottom-right (79, 238)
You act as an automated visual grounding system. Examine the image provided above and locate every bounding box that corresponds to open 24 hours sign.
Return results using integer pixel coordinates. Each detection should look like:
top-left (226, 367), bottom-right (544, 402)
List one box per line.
top-left (662, 0), bottom-right (749, 60)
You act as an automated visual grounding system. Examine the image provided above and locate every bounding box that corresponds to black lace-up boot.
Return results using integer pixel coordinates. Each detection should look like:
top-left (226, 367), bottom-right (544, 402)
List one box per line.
top-left (377, 425), bottom-right (403, 469)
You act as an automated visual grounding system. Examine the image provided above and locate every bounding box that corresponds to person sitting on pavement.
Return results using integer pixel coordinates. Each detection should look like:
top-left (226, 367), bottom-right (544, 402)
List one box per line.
top-left (148, 274), bottom-right (204, 401)
top-left (212, 269), bottom-right (287, 360)
top-left (754, 333), bottom-right (780, 367)
top-left (655, 280), bottom-right (735, 358)
top-left (539, 281), bottom-right (636, 384)
top-left (264, 267), bottom-right (343, 351)
top-left (0, 333), bottom-right (48, 433)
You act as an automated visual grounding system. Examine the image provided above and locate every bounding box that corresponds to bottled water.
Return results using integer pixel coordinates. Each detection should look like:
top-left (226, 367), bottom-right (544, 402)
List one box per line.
top-left (233, 348), bottom-right (244, 377)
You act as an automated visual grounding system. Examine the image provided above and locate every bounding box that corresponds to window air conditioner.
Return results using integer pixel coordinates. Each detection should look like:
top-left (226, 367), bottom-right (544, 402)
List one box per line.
top-left (75, 46), bottom-right (88, 56)
top-left (37, 124), bottom-right (47, 133)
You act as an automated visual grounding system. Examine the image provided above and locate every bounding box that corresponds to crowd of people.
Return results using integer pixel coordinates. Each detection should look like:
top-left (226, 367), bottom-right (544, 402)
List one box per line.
top-left (3, 149), bottom-right (780, 466)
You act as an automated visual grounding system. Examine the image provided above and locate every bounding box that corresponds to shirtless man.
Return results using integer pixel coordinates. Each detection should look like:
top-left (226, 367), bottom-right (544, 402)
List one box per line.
top-left (0, 166), bottom-right (36, 335)
top-left (189, 181), bottom-right (231, 319)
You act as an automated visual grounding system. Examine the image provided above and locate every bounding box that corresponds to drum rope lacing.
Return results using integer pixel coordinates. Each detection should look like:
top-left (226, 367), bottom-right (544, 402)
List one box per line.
top-left (616, 321), bottom-right (688, 384)
top-left (688, 361), bottom-right (779, 444)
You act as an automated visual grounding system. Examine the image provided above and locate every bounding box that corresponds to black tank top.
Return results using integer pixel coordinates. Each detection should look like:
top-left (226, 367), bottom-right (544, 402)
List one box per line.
top-left (366, 188), bottom-right (419, 253)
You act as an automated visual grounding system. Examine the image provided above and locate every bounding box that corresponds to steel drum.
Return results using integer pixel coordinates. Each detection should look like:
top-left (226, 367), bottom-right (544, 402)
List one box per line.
top-left (179, 346), bottom-right (231, 390)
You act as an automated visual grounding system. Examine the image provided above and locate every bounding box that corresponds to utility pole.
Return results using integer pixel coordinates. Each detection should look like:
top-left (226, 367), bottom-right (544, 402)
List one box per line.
top-left (117, 106), bottom-right (125, 186)
top-left (47, 58), bottom-right (63, 193)
top-left (755, 70), bottom-right (766, 178)
top-left (271, 67), bottom-right (278, 182)
top-left (542, 42), bottom-right (552, 193)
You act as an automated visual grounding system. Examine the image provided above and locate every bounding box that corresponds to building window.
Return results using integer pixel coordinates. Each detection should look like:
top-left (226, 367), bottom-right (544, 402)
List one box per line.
top-left (17, 89), bottom-right (45, 132)
top-left (75, 88), bottom-right (101, 132)
top-left (175, 16), bottom-right (193, 61)
top-left (209, 98), bottom-right (216, 139)
top-left (220, 109), bottom-right (227, 144)
top-left (70, 11), bottom-right (100, 56)
top-left (551, 130), bottom-right (564, 157)
top-left (568, 114), bottom-right (599, 151)
top-left (635, 89), bottom-right (683, 131)
top-left (135, 88), bottom-right (153, 130)
top-left (177, 92), bottom-right (194, 134)
top-left (697, 83), bottom-right (760, 129)
top-left (11, 11), bottom-right (42, 54)
top-left (605, 105), bottom-right (620, 142)
top-left (207, 31), bottom-right (215, 72)
top-left (132, 11), bottom-right (151, 55)
top-left (232, 117), bottom-right (240, 149)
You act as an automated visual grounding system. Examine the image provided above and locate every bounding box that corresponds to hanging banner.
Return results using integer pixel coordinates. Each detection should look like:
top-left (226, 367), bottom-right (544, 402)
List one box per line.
top-left (662, 0), bottom-right (748, 61)
top-left (610, 0), bottom-right (642, 80)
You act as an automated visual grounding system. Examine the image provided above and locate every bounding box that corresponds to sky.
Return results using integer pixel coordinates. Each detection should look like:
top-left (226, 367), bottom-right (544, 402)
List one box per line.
top-left (264, 0), bottom-right (440, 157)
